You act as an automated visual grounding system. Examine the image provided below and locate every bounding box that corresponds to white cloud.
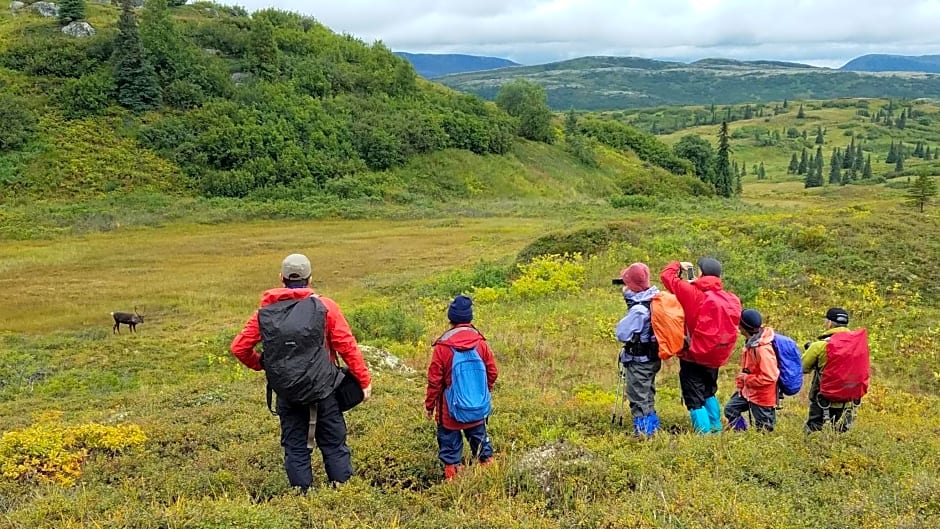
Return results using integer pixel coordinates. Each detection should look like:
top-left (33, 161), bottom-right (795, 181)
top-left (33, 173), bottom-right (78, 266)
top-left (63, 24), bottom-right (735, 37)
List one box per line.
top-left (233, 0), bottom-right (940, 66)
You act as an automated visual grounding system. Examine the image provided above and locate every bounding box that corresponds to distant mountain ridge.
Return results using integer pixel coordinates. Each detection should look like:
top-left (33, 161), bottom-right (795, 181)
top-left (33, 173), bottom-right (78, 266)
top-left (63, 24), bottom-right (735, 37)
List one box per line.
top-left (438, 55), bottom-right (940, 110)
top-left (394, 52), bottom-right (520, 78)
top-left (841, 54), bottom-right (940, 74)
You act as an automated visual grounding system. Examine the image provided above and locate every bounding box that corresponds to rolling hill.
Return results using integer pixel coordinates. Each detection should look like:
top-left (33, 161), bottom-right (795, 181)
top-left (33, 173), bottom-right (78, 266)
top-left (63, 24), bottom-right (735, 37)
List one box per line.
top-left (438, 55), bottom-right (940, 110)
top-left (841, 54), bottom-right (940, 74)
top-left (394, 51), bottom-right (520, 78)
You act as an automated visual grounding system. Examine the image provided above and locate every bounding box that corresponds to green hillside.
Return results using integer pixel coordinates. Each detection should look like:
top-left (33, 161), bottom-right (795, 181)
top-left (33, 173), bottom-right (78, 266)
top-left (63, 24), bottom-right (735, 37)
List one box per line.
top-left (614, 99), bottom-right (940, 184)
top-left (437, 56), bottom-right (940, 110)
top-left (0, 1), bottom-right (706, 230)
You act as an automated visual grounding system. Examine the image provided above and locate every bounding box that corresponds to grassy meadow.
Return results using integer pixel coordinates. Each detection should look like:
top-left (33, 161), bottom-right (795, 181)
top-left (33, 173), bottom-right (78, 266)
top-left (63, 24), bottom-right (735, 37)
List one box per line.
top-left (2, 181), bottom-right (940, 528)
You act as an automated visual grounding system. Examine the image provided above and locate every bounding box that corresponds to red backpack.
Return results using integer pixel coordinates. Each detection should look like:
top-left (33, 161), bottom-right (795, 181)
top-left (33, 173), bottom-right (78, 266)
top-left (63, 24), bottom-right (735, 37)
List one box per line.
top-left (686, 289), bottom-right (741, 368)
top-left (820, 329), bottom-right (871, 403)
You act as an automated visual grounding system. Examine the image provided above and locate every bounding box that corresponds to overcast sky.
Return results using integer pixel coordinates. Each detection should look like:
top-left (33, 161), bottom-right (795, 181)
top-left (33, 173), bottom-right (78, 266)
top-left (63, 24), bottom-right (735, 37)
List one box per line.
top-left (235, 0), bottom-right (940, 68)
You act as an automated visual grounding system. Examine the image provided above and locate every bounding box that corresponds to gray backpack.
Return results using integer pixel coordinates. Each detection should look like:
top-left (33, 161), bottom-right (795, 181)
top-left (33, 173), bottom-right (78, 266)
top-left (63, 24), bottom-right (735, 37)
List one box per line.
top-left (259, 296), bottom-right (341, 410)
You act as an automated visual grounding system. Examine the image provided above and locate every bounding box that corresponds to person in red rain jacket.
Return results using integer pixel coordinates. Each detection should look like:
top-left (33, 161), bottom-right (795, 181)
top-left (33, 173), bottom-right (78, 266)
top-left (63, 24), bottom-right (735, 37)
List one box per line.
top-left (660, 257), bottom-right (741, 434)
top-left (725, 309), bottom-right (780, 431)
top-left (230, 253), bottom-right (372, 492)
top-left (424, 295), bottom-right (498, 481)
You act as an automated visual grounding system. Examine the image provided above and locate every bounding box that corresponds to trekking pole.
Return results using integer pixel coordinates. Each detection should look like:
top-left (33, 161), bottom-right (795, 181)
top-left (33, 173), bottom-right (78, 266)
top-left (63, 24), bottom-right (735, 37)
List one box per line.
top-left (612, 361), bottom-right (626, 426)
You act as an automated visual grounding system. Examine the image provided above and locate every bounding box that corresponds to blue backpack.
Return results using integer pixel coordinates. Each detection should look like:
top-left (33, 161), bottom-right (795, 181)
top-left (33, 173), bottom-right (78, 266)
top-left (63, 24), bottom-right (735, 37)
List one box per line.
top-left (445, 345), bottom-right (492, 423)
top-left (772, 334), bottom-right (803, 396)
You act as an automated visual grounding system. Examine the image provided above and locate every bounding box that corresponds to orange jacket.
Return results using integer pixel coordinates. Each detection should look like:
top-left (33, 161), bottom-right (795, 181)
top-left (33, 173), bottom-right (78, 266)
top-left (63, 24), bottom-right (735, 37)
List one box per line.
top-left (425, 324), bottom-right (498, 430)
top-left (736, 327), bottom-right (780, 407)
top-left (230, 287), bottom-right (371, 389)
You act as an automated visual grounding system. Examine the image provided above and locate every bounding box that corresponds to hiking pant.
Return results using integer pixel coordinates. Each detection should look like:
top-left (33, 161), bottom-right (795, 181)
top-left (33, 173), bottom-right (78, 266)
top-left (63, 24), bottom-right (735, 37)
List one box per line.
top-left (437, 422), bottom-right (493, 465)
top-left (624, 359), bottom-right (662, 418)
top-left (276, 392), bottom-right (352, 490)
top-left (678, 359), bottom-right (719, 410)
top-left (724, 391), bottom-right (776, 431)
top-left (805, 374), bottom-right (854, 432)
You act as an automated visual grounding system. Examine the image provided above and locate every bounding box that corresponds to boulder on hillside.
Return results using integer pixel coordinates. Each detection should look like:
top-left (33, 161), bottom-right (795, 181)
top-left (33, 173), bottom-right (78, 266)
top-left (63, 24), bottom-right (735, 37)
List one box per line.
top-left (62, 21), bottom-right (95, 38)
top-left (359, 345), bottom-right (415, 375)
top-left (9, 1), bottom-right (26, 11)
top-left (516, 441), bottom-right (598, 495)
top-left (230, 72), bottom-right (252, 84)
top-left (30, 1), bottom-right (58, 17)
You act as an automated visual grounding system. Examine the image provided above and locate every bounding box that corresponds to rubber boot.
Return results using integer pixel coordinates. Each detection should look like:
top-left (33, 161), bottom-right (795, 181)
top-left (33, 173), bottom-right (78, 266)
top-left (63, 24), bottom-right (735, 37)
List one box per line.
top-left (632, 416), bottom-right (645, 436)
top-left (689, 407), bottom-right (711, 434)
top-left (704, 396), bottom-right (723, 433)
top-left (645, 412), bottom-right (661, 436)
top-left (444, 463), bottom-right (462, 481)
top-left (729, 415), bottom-right (748, 431)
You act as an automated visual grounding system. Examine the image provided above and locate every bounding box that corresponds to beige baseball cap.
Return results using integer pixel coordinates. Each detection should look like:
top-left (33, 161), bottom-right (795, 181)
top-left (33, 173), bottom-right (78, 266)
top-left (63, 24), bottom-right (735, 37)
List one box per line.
top-left (281, 253), bottom-right (311, 281)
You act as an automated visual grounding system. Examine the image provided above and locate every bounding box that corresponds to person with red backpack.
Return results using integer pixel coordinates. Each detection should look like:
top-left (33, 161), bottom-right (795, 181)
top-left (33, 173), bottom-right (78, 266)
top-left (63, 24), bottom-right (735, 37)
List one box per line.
top-left (230, 254), bottom-right (372, 493)
top-left (660, 257), bottom-right (742, 434)
top-left (614, 263), bottom-right (662, 437)
top-left (802, 308), bottom-right (870, 432)
top-left (425, 295), bottom-right (499, 481)
top-left (725, 309), bottom-right (780, 431)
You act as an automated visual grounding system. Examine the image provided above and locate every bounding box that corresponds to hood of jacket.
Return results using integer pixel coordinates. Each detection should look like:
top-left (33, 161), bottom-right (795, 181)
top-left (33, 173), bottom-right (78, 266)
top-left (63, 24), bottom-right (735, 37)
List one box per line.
top-left (260, 287), bottom-right (316, 307)
top-left (435, 324), bottom-right (486, 349)
top-left (692, 276), bottom-right (723, 292)
top-left (624, 285), bottom-right (660, 305)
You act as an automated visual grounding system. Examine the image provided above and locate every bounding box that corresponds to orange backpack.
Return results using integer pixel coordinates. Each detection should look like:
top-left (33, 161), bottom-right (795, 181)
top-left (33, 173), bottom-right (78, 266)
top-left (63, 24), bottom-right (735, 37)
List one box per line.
top-left (650, 292), bottom-right (686, 360)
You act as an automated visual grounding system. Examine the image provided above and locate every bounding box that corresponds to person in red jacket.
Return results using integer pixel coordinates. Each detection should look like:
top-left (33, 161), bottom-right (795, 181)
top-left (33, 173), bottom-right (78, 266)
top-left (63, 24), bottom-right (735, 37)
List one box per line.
top-left (660, 257), bottom-right (741, 434)
top-left (725, 309), bottom-right (780, 431)
top-left (230, 254), bottom-right (372, 492)
top-left (425, 295), bottom-right (498, 481)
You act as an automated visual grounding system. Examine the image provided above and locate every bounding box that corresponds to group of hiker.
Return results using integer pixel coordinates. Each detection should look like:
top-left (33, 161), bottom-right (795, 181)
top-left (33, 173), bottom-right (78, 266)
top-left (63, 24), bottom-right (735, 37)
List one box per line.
top-left (228, 252), bottom-right (870, 490)
top-left (615, 259), bottom-right (871, 437)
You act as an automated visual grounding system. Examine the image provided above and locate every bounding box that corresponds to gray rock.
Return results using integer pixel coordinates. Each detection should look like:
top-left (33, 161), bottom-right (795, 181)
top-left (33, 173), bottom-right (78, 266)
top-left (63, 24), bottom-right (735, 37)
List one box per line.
top-left (516, 442), bottom-right (597, 495)
top-left (360, 345), bottom-right (415, 375)
top-left (30, 1), bottom-right (58, 17)
top-left (202, 48), bottom-right (221, 56)
top-left (9, 1), bottom-right (25, 10)
top-left (230, 72), bottom-right (252, 84)
top-left (61, 21), bottom-right (96, 38)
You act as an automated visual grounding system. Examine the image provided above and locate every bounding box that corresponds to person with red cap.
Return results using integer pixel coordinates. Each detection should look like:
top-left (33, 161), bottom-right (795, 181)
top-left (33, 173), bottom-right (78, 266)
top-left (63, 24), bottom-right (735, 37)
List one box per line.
top-left (615, 262), bottom-right (662, 436)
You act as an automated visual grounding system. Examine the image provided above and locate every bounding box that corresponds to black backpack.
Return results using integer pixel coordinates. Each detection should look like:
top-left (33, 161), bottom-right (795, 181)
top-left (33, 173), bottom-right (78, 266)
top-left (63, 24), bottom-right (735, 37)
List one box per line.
top-left (259, 295), bottom-right (341, 411)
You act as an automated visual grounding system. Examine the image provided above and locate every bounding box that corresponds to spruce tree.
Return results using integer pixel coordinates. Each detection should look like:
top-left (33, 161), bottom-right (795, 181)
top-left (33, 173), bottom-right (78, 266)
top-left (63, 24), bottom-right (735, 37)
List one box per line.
top-left (815, 127), bottom-right (824, 145)
top-left (886, 141), bottom-right (897, 164)
top-left (113, 0), bottom-right (161, 111)
top-left (788, 153), bottom-right (799, 174)
top-left (896, 155), bottom-right (905, 174)
top-left (843, 139), bottom-right (855, 169)
top-left (863, 155), bottom-right (873, 180)
top-left (58, 0), bottom-right (85, 24)
top-left (927, 146), bottom-right (933, 160)
top-left (829, 149), bottom-right (842, 185)
top-left (797, 103), bottom-right (806, 118)
top-left (907, 171), bottom-right (938, 212)
top-left (248, 17), bottom-right (280, 81)
top-left (854, 143), bottom-right (864, 172)
top-left (798, 148), bottom-right (808, 174)
top-left (815, 146), bottom-right (824, 177)
top-left (783, 98), bottom-right (789, 109)
top-left (564, 109), bottom-right (578, 137)
top-left (715, 121), bottom-right (735, 197)
top-left (758, 161), bottom-right (766, 180)
top-left (898, 111), bottom-right (907, 129)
